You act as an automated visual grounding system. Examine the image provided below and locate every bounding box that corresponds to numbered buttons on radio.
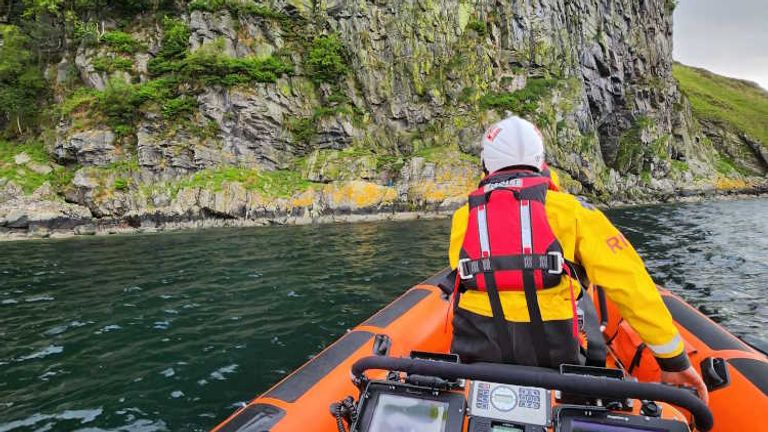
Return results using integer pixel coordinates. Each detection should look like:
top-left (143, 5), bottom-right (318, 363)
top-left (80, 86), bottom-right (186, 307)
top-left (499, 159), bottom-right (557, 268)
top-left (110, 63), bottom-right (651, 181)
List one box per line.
top-left (518, 388), bottom-right (541, 410)
top-left (476, 382), bottom-right (491, 410)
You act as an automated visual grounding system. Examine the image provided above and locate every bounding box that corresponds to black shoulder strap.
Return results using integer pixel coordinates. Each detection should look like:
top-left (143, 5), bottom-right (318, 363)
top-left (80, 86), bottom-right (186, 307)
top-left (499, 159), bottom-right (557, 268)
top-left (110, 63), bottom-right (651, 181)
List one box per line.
top-left (628, 343), bottom-right (647, 375)
top-left (482, 265), bottom-right (552, 366)
top-left (522, 270), bottom-right (553, 367)
top-left (483, 272), bottom-right (516, 362)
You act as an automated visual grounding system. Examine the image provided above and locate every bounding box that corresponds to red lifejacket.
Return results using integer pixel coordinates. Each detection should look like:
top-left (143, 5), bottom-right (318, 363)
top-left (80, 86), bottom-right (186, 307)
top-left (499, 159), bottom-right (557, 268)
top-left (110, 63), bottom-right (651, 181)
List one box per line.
top-left (458, 170), bottom-right (565, 292)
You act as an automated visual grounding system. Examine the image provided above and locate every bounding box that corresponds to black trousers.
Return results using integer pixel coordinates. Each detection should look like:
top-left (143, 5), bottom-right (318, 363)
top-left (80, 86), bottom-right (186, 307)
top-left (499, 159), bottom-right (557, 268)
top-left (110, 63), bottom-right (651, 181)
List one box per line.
top-left (450, 307), bottom-right (580, 369)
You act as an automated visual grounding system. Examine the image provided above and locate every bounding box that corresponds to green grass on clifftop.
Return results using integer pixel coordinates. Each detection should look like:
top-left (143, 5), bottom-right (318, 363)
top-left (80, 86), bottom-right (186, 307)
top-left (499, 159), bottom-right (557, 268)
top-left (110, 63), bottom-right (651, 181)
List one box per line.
top-left (674, 63), bottom-right (768, 146)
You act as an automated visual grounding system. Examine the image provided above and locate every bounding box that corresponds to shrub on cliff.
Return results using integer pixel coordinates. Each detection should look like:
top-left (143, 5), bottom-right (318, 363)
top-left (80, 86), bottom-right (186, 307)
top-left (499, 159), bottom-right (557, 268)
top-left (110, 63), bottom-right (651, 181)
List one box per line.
top-left (181, 44), bottom-right (293, 86)
top-left (100, 31), bottom-right (145, 54)
top-left (147, 17), bottom-right (191, 75)
top-left (189, 0), bottom-right (282, 18)
top-left (306, 34), bottom-right (349, 83)
top-left (189, 0), bottom-right (228, 12)
top-left (161, 96), bottom-right (197, 118)
top-left (92, 56), bottom-right (134, 73)
top-left (21, 0), bottom-right (174, 18)
top-left (480, 78), bottom-right (557, 119)
top-left (466, 19), bottom-right (487, 37)
top-left (148, 20), bottom-right (292, 86)
top-left (97, 79), bottom-right (140, 135)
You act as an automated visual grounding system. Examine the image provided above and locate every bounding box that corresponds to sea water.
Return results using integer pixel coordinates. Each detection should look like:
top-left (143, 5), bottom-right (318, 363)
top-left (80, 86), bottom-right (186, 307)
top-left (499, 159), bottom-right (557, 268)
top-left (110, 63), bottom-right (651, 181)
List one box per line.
top-left (1, 198), bottom-right (766, 431)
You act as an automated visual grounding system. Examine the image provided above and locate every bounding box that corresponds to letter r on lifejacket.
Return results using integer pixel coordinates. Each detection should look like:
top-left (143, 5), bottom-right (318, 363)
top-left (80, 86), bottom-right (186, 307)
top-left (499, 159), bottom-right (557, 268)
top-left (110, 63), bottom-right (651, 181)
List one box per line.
top-left (606, 234), bottom-right (629, 254)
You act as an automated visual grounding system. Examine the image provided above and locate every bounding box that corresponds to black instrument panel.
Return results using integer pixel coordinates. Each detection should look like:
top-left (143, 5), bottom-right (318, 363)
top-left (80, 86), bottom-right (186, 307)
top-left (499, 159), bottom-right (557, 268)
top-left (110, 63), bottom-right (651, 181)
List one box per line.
top-left (555, 406), bottom-right (690, 432)
top-left (351, 379), bottom-right (692, 432)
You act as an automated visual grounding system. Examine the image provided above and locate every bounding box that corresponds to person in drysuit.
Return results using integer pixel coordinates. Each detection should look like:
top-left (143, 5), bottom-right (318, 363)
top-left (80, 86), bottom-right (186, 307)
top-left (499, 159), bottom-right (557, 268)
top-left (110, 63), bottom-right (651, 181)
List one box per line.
top-left (448, 116), bottom-right (709, 403)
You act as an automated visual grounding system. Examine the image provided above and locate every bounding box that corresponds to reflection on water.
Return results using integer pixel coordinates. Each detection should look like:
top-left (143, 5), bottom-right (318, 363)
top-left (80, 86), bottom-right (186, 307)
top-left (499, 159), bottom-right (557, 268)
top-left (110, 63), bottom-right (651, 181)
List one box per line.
top-left (1, 198), bottom-right (766, 431)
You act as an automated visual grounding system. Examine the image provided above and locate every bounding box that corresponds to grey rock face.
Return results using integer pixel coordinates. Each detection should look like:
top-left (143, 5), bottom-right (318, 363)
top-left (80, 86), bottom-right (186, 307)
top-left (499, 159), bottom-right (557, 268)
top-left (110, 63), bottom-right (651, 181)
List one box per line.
top-left (28, 162), bottom-right (54, 175)
top-left (203, 85), bottom-right (318, 169)
top-left (75, 47), bottom-right (107, 91)
top-left (699, 119), bottom-right (768, 176)
top-left (189, 10), bottom-right (240, 56)
top-left (0, 181), bottom-right (24, 205)
top-left (20, 0), bottom-right (761, 238)
top-left (55, 129), bottom-right (119, 166)
top-left (56, 0), bottom-right (711, 185)
top-left (0, 191), bottom-right (92, 231)
top-left (137, 127), bottom-right (199, 175)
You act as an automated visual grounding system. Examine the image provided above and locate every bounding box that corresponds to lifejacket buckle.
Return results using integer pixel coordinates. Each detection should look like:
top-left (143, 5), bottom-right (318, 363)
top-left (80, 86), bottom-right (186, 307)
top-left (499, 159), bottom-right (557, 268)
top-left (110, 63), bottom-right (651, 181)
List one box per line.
top-left (547, 252), bottom-right (564, 274)
top-left (458, 258), bottom-right (474, 280)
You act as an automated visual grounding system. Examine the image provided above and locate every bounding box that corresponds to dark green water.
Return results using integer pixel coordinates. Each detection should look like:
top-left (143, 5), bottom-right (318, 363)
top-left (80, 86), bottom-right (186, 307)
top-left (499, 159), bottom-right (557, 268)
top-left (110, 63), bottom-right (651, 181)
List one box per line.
top-left (1, 198), bottom-right (767, 431)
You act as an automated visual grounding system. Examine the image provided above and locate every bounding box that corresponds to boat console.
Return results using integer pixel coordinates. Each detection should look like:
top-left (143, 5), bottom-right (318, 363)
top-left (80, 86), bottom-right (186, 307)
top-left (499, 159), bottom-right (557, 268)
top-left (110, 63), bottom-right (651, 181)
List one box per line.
top-left (343, 354), bottom-right (711, 432)
top-left (468, 381), bottom-right (550, 431)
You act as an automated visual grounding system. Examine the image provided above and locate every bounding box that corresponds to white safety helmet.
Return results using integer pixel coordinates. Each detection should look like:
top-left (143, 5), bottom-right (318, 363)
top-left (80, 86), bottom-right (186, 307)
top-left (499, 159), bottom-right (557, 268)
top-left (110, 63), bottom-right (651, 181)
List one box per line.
top-left (480, 116), bottom-right (545, 173)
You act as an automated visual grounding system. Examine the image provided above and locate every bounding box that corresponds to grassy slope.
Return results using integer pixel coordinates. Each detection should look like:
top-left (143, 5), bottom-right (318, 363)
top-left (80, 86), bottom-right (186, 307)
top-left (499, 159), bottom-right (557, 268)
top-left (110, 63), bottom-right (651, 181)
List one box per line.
top-left (673, 63), bottom-right (768, 147)
top-left (0, 141), bottom-right (75, 193)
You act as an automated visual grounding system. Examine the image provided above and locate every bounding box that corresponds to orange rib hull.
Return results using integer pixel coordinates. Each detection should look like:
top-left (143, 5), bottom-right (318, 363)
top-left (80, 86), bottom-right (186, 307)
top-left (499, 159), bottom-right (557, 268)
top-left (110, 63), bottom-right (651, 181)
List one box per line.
top-left (211, 272), bottom-right (768, 432)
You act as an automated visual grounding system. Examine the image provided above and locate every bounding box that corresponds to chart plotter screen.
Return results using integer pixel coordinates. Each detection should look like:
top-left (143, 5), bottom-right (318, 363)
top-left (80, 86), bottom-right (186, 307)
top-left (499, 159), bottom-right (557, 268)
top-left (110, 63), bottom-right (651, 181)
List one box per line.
top-left (368, 394), bottom-right (449, 432)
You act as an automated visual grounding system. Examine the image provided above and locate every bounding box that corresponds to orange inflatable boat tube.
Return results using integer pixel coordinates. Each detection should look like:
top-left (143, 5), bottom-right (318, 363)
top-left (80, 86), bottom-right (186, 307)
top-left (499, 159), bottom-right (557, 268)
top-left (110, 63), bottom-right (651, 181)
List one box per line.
top-left (211, 271), bottom-right (768, 432)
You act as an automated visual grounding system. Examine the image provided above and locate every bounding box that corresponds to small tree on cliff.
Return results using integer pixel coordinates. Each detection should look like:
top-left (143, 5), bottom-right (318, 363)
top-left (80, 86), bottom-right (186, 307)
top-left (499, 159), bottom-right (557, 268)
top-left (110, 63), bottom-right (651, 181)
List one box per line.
top-left (0, 24), bottom-right (47, 136)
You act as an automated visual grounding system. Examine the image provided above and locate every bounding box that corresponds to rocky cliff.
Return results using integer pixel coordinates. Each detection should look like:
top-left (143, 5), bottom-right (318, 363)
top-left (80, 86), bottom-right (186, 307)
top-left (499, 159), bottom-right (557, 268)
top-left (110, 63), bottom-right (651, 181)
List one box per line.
top-left (1, 0), bottom-right (766, 238)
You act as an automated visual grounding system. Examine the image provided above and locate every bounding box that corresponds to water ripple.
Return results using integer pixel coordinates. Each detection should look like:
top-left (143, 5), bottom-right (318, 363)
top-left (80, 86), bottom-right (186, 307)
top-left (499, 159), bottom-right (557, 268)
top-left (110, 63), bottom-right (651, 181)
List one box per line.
top-left (16, 345), bottom-right (64, 362)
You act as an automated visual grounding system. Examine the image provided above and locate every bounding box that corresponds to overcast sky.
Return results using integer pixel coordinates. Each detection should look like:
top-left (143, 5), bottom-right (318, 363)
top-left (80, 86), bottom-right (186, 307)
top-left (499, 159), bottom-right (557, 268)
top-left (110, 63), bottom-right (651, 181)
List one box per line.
top-left (674, 0), bottom-right (768, 89)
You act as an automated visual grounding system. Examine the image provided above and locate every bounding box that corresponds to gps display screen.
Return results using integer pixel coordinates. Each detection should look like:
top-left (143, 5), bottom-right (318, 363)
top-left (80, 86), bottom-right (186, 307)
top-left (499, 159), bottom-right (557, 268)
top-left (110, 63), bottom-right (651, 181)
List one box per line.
top-left (368, 394), bottom-right (449, 432)
top-left (571, 420), bottom-right (666, 432)
top-left (491, 425), bottom-right (525, 432)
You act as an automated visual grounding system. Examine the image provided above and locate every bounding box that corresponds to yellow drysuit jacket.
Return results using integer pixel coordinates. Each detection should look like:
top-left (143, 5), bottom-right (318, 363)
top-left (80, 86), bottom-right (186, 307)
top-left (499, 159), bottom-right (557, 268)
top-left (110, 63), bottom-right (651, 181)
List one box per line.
top-left (449, 172), bottom-right (689, 371)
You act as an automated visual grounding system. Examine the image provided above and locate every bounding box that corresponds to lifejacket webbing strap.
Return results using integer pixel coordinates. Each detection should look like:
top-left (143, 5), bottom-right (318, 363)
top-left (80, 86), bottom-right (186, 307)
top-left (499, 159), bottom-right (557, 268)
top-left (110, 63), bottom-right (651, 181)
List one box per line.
top-left (628, 343), bottom-right (647, 375)
top-left (522, 269), bottom-right (552, 367)
top-left (478, 169), bottom-right (544, 187)
top-left (444, 273), bottom-right (462, 334)
top-left (468, 184), bottom-right (548, 209)
top-left (458, 253), bottom-right (564, 280)
top-left (476, 201), bottom-right (515, 362)
top-left (597, 286), bottom-right (609, 330)
top-left (562, 263), bottom-right (579, 339)
top-left (484, 271), bottom-right (516, 362)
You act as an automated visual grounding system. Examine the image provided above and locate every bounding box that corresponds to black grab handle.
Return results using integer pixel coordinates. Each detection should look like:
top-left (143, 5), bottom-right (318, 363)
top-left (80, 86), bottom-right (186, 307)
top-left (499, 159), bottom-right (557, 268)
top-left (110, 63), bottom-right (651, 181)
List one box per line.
top-left (351, 356), bottom-right (714, 432)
